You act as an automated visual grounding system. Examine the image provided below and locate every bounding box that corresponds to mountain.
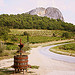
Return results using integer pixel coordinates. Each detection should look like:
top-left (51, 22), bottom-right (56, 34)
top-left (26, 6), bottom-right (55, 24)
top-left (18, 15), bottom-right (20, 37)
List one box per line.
top-left (28, 7), bottom-right (64, 21)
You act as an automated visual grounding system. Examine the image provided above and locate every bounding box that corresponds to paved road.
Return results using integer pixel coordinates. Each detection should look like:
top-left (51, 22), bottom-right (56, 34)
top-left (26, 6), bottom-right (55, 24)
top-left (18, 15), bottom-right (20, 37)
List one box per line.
top-left (39, 44), bottom-right (75, 63)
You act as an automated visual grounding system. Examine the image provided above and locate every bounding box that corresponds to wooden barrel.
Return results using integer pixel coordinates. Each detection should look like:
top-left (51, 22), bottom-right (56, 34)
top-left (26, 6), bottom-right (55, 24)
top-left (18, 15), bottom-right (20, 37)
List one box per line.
top-left (14, 55), bottom-right (28, 72)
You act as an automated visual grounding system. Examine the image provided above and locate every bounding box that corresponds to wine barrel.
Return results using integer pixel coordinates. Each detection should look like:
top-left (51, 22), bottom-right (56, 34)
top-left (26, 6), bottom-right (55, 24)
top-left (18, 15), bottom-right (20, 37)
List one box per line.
top-left (14, 55), bottom-right (28, 72)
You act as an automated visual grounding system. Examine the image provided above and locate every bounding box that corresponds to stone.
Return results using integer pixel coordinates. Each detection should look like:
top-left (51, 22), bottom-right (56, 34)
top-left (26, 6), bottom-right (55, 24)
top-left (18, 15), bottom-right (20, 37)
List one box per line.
top-left (28, 7), bottom-right (64, 21)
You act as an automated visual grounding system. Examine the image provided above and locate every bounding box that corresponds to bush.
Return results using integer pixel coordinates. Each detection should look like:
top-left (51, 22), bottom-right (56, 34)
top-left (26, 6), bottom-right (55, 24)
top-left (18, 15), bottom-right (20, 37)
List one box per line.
top-left (24, 31), bottom-right (29, 35)
top-left (52, 33), bottom-right (56, 37)
top-left (31, 65), bottom-right (39, 69)
top-left (0, 42), bottom-right (6, 56)
top-left (6, 45), bottom-right (18, 50)
top-left (62, 32), bottom-right (71, 38)
top-left (22, 43), bottom-right (30, 52)
top-left (59, 43), bottom-right (75, 51)
top-left (11, 35), bottom-right (17, 41)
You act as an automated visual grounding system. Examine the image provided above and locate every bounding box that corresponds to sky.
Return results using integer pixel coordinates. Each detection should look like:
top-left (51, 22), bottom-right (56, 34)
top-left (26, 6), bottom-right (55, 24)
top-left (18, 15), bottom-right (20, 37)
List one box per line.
top-left (0, 0), bottom-right (75, 25)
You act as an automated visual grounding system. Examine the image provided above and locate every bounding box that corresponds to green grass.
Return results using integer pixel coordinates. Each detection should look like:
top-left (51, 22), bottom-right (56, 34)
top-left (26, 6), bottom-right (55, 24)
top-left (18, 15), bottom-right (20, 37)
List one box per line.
top-left (59, 43), bottom-right (75, 50)
top-left (31, 65), bottom-right (39, 69)
top-left (50, 43), bottom-right (75, 56)
top-left (16, 35), bottom-right (63, 44)
top-left (0, 29), bottom-right (75, 59)
top-left (8, 29), bottom-right (74, 44)
top-left (43, 40), bottom-right (75, 47)
top-left (0, 68), bottom-right (14, 75)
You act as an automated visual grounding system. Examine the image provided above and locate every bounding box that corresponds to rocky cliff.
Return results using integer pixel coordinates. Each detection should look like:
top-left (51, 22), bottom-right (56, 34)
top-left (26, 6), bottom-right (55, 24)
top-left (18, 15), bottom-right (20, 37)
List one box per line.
top-left (28, 7), bottom-right (64, 21)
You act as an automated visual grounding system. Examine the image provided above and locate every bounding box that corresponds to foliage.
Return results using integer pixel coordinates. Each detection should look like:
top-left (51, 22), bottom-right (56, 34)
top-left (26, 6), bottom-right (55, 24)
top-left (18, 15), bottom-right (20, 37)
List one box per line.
top-left (22, 43), bottom-right (30, 52)
top-left (0, 14), bottom-right (75, 32)
top-left (31, 65), bottom-right (39, 69)
top-left (23, 31), bottom-right (29, 42)
top-left (0, 27), bottom-right (10, 41)
top-left (10, 35), bottom-right (17, 41)
top-left (0, 68), bottom-right (12, 75)
top-left (62, 32), bottom-right (72, 38)
top-left (24, 31), bottom-right (29, 35)
top-left (10, 29), bottom-right (75, 38)
top-left (52, 33), bottom-right (56, 37)
top-left (50, 43), bottom-right (75, 56)
top-left (0, 42), bottom-right (6, 54)
top-left (6, 44), bottom-right (18, 50)
top-left (8, 29), bottom-right (74, 44)
top-left (16, 35), bottom-right (64, 44)
top-left (59, 43), bottom-right (75, 51)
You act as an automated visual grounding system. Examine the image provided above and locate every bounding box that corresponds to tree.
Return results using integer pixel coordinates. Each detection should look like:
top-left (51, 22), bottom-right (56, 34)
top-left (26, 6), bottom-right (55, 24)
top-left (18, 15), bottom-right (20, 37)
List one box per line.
top-left (52, 33), bottom-right (56, 37)
top-left (24, 31), bottom-right (29, 42)
top-left (0, 42), bottom-right (6, 56)
top-left (2, 33), bottom-right (8, 42)
top-left (62, 32), bottom-right (71, 38)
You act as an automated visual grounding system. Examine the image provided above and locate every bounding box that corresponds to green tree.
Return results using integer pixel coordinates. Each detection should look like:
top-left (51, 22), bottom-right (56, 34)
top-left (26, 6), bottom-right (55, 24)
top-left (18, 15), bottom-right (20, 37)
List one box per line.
top-left (0, 42), bottom-right (6, 56)
top-left (62, 32), bottom-right (71, 38)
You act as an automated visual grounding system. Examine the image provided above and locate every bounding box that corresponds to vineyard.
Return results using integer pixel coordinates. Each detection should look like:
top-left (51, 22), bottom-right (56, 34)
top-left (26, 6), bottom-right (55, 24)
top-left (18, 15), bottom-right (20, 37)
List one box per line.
top-left (0, 29), bottom-right (74, 51)
top-left (9, 29), bottom-right (71, 43)
top-left (0, 29), bottom-right (75, 59)
top-left (10, 29), bottom-right (74, 37)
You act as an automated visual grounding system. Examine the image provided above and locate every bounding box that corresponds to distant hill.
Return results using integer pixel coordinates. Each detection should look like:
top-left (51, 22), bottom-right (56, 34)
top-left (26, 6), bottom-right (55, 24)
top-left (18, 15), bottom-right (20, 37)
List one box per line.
top-left (0, 12), bottom-right (75, 32)
top-left (28, 7), bottom-right (64, 21)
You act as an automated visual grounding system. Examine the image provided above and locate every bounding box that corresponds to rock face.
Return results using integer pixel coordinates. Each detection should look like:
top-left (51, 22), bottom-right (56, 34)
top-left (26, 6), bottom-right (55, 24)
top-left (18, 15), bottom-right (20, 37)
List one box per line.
top-left (28, 7), bottom-right (64, 21)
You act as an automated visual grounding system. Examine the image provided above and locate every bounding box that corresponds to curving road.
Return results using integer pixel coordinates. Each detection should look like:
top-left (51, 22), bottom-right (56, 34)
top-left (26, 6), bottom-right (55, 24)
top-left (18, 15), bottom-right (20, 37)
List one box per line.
top-left (0, 43), bottom-right (75, 75)
top-left (39, 43), bottom-right (75, 63)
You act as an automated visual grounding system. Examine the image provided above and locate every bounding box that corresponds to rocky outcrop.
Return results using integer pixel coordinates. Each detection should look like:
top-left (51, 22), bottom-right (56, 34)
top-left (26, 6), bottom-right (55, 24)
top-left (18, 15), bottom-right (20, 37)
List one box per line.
top-left (28, 7), bottom-right (64, 21)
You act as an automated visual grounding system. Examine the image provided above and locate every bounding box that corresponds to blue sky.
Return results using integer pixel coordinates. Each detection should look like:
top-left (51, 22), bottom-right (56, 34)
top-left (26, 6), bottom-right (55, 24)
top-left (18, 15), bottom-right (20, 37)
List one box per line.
top-left (0, 0), bottom-right (75, 25)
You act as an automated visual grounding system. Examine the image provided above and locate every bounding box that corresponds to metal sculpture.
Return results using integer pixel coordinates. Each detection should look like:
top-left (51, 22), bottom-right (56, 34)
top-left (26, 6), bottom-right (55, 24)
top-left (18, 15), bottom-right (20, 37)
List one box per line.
top-left (14, 39), bottom-right (30, 74)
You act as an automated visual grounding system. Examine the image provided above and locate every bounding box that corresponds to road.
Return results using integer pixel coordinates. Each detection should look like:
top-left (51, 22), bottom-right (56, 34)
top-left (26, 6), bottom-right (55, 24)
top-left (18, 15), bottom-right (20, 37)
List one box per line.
top-left (0, 43), bottom-right (75, 75)
top-left (39, 44), bottom-right (75, 63)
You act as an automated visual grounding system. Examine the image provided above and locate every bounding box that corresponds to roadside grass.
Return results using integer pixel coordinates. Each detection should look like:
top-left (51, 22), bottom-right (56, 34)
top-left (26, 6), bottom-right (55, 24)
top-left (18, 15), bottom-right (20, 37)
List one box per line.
top-left (42, 40), bottom-right (75, 47)
top-left (31, 65), bottom-right (39, 69)
top-left (0, 50), bottom-right (16, 60)
top-left (0, 68), bottom-right (14, 75)
top-left (0, 65), bottom-right (39, 75)
top-left (50, 43), bottom-right (75, 57)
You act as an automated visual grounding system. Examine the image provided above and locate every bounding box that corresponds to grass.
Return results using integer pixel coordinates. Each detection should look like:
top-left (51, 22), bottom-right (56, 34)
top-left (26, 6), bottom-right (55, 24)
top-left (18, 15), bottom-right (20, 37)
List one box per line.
top-left (16, 35), bottom-right (64, 44)
top-left (31, 65), bottom-right (39, 69)
top-left (0, 29), bottom-right (75, 59)
top-left (8, 29), bottom-right (74, 44)
top-left (50, 43), bottom-right (75, 57)
top-left (0, 68), bottom-right (14, 75)
top-left (10, 29), bottom-right (74, 37)
top-left (0, 50), bottom-right (16, 60)
top-left (43, 40), bottom-right (75, 47)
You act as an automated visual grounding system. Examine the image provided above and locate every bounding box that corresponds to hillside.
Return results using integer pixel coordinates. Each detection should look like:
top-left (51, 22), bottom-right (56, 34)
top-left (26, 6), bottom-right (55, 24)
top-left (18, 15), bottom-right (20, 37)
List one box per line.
top-left (0, 14), bottom-right (75, 32)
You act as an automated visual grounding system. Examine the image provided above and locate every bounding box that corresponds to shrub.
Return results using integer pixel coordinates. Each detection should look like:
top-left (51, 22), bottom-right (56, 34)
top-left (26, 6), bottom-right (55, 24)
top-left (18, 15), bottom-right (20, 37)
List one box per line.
top-left (59, 43), bottom-right (75, 51)
top-left (6, 45), bottom-right (18, 50)
top-left (31, 65), bottom-right (39, 69)
top-left (62, 32), bottom-right (71, 38)
top-left (52, 33), bottom-right (56, 37)
top-left (0, 42), bottom-right (6, 56)
top-left (24, 31), bottom-right (28, 35)
top-left (22, 43), bottom-right (30, 52)
top-left (11, 35), bottom-right (17, 41)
